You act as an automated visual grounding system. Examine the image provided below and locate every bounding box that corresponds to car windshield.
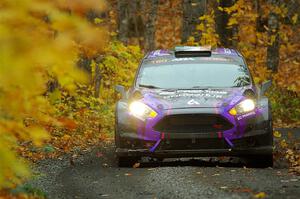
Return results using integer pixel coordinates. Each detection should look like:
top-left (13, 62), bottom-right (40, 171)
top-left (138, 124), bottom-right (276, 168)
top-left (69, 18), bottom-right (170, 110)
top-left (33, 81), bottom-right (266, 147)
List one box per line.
top-left (137, 63), bottom-right (251, 89)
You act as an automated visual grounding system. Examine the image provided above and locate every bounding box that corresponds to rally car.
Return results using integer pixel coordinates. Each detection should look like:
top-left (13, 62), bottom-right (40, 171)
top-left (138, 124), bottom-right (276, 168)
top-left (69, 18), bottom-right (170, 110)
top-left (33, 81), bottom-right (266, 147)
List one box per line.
top-left (115, 46), bottom-right (273, 167)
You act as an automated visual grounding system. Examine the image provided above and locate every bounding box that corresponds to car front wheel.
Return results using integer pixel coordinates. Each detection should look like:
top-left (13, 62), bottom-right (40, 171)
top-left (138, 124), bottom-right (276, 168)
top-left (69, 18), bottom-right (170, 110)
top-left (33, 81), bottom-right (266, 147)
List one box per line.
top-left (245, 154), bottom-right (273, 168)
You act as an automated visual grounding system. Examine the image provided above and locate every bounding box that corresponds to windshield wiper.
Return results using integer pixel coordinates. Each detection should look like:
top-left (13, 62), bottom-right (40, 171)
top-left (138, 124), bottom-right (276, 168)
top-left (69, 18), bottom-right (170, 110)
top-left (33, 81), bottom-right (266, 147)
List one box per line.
top-left (190, 86), bottom-right (212, 89)
top-left (160, 86), bottom-right (216, 91)
top-left (188, 86), bottom-right (228, 90)
top-left (176, 86), bottom-right (215, 90)
top-left (161, 88), bottom-right (178, 92)
top-left (139, 84), bottom-right (161, 89)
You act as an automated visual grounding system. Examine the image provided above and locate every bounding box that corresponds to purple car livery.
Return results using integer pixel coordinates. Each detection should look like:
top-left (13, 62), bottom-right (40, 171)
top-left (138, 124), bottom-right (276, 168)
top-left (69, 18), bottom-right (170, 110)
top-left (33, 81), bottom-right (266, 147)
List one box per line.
top-left (115, 46), bottom-right (273, 167)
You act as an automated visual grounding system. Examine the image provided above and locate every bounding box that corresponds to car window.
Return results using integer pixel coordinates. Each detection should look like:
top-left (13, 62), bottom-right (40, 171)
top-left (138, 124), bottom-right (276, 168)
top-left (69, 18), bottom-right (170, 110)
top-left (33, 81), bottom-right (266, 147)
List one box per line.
top-left (137, 63), bottom-right (251, 89)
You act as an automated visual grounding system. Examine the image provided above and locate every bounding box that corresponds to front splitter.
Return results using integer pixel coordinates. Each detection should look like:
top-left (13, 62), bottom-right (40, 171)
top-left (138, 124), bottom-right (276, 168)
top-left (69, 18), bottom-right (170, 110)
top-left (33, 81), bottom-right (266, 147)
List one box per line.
top-left (116, 146), bottom-right (273, 158)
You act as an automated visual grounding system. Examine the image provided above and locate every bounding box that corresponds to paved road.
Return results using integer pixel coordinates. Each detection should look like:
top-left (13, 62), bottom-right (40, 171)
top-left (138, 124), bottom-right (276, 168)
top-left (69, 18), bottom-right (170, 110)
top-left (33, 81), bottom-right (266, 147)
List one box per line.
top-left (31, 128), bottom-right (300, 199)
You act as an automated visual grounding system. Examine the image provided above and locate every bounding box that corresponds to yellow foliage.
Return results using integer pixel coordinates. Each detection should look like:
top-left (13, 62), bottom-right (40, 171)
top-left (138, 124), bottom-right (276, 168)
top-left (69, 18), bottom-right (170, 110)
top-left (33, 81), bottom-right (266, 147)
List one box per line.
top-left (0, 0), bottom-right (107, 189)
top-left (254, 192), bottom-right (267, 199)
top-left (217, 6), bottom-right (224, 12)
top-left (189, 11), bottom-right (219, 47)
top-left (273, 131), bottom-right (282, 138)
top-left (155, 0), bottom-right (182, 49)
top-left (224, 0), bottom-right (299, 126)
top-left (280, 139), bottom-right (288, 148)
top-left (16, 41), bottom-right (142, 166)
top-left (292, 14), bottom-right (298, 24)
top-left (227, 18), bottom-right (238, 26)
top-left (99, 41), bottom-right (143, 103)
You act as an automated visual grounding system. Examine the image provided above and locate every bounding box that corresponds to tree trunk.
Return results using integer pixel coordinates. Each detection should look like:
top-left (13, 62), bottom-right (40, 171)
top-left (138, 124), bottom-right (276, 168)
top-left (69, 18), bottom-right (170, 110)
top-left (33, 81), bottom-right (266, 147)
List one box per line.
top-left (94, 64), bottom-right (101, 98)
top-left (143, 0), bottom-right (159, 51)
top-left (266, 0), bottom-right (280, 72)
top-left (182, 0), bottom-right (206, 43)
top-left (93, 56), bottom-right (104, 98)
top-left (215, 0), bottom-right (236, 47)
top-left (266, 13), bottom-right (280, 72)
top-left (117, 0), bottom-right (146, 46)
top-left (117, 0), bottom-right (129, 44)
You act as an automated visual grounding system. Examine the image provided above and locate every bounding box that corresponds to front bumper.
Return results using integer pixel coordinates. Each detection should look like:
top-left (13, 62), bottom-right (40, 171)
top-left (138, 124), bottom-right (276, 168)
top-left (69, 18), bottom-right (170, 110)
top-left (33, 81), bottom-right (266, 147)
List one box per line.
top-left (116, 128), bottom-right (273, 158)
top-left (116, 104), bottom-right (272, 158)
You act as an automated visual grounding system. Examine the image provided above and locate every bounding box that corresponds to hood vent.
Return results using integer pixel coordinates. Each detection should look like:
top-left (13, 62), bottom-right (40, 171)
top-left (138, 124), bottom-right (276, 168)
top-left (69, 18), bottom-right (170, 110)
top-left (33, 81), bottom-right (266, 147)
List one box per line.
top-left (174, 46), bottom-right (212, 58)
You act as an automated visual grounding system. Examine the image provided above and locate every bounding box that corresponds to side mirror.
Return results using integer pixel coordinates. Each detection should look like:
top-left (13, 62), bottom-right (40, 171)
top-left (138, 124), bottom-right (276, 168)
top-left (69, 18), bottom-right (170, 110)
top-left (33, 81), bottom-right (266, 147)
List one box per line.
top-left (115, 85), bottom-right (126, 99)
top-left (260, 80), bottom-right (272, 96)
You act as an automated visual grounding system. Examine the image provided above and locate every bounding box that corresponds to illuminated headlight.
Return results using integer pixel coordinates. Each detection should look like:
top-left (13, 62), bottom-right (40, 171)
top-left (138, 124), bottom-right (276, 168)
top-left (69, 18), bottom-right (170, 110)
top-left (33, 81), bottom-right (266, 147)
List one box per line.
top-left (129, 101), bottom-right (157, 121)
top-left (229, 99), bottom-right (255, 115)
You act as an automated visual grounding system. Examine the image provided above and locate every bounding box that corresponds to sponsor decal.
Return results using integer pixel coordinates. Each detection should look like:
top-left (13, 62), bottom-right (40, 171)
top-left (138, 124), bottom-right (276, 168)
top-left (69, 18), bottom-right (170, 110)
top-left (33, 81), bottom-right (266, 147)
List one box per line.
top-left (160, 90), bottom-right (228, 99)
top-left (212, 48), bottom-right (238, 56)
top-left (171, 57), bottom-right (232, 62)
top-left (187, 99), bottom-right (200, 105)
top-left (149, 56), bottom-right (233, 65)
top-left (147, 50), bottom-right (171, 58)
top-left (171, 57), bottom-right (195, 62)
top-left (195, 57), bottom-right (233, 62)
top-left (151, 59), bottom-right (168, 64)
top-left (237, 111), bottom-right (256, 120)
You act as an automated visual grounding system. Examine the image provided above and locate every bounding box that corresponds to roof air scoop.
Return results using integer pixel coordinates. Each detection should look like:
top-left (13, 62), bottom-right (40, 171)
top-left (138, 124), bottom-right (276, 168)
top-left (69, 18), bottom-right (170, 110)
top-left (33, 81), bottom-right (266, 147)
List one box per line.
top-left (174, 46), bottom-right (212, 58)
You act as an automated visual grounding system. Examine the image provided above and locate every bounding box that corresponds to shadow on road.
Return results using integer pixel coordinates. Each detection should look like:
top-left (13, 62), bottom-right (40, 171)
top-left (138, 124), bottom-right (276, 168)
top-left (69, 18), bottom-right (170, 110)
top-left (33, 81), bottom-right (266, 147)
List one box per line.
top-left (136, 157), bottom-right (246, 168)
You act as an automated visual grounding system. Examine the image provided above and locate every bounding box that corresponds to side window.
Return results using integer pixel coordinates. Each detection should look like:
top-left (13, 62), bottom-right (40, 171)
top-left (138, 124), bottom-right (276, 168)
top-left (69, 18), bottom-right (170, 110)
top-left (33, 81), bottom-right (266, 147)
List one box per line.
top-left (133, 60), bottom-right (144, 87)
top-left (241, 57), bottom-right (254, 85)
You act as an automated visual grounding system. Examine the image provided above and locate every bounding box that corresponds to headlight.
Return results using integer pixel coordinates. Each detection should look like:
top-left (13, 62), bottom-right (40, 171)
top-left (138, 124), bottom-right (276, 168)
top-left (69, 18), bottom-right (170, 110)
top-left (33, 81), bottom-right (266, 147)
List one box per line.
top-left (229, 99), bottom-right (255, 115)
top-left (129, 101), bottom-right (157, 121)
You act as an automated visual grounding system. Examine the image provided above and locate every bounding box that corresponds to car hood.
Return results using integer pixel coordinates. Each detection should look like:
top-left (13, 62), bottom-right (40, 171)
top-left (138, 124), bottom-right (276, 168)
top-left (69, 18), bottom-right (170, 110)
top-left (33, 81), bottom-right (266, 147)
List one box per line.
top-left (138, 87), bottom-right (250, 110)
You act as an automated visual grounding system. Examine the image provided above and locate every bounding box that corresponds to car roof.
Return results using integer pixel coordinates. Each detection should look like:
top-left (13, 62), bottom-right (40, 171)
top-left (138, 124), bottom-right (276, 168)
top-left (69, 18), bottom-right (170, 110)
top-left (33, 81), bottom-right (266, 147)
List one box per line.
top-left (143, 48), bottom-right (245, 66)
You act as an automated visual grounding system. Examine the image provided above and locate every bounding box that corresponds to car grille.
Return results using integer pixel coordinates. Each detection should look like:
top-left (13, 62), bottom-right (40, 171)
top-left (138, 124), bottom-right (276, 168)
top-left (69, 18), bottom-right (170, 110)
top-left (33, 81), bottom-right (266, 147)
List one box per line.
top-left (158, 138), bottom-right (230, 150)
top-left (154, 114), bottom-right (233, 133)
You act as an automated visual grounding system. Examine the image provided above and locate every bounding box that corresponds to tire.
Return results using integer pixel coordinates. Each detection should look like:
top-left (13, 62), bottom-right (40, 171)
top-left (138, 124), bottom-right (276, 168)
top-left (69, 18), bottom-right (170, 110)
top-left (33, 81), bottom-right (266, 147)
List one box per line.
top-left (268, 117), bottom-right (274, 146)
top-left (114, 114), bottom-right (121, 148)
top-left (114, 127), bottom-right (121, 148)
top-left (245, 154), bottom-right (273, 168)
top-left (117, 156), bottom-right (139, 167)
top-left (115, 113), bottom-right (140, 167)
top-left (244, 120), bottom-right (273, 168)
top-left (260, 154), bottom-right (273, 167)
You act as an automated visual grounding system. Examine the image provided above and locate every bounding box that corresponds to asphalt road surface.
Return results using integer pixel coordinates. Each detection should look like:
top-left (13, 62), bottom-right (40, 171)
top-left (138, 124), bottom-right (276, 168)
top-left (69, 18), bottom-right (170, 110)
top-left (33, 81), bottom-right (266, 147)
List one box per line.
top-left (30, 128), bottom-right (300, 199)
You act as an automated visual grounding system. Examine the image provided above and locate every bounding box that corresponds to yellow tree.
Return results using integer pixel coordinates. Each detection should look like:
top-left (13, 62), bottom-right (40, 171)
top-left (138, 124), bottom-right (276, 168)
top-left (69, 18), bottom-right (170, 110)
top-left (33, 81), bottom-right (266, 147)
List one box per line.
top-left (0, 0), bottom-right (107, 188)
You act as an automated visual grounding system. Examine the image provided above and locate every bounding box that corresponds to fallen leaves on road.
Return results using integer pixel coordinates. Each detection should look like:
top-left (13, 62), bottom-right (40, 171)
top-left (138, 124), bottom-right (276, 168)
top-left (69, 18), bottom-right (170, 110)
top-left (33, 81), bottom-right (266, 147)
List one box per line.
top-left (273, 131), bottom-right (282, 138)
top-left (232, 188), bottom-right (253, 193)
top-left (280, 139), bottom-right (288, 148)
top-left (280, 180), bottom-right (289, 183)
top-left (254, 192), bottom-right (267, 198)
top-left (276, 171), bottom-right (282, 176)
top-left (133, 163), bottom-right (140, 168)
top-left (286, 149), bottom-right (300, 175)
top-left (102, 163), bottom-right (108, 167)
top-left (96, 152), bottom-right (103, 158)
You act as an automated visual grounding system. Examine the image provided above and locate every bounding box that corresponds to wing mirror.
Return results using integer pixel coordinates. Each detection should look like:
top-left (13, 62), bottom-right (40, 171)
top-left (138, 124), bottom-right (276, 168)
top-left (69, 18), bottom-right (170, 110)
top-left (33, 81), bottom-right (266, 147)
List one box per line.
top-left (115, 85), bottom-right (126, 99)
top-left (260, 80), bottom-right (272, 96)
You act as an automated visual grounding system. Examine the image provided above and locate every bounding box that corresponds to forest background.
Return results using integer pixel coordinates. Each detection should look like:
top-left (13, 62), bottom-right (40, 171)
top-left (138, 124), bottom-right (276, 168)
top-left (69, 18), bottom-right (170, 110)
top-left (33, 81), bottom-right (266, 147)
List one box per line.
top-left (0, 0), bottom-right (299, 197)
